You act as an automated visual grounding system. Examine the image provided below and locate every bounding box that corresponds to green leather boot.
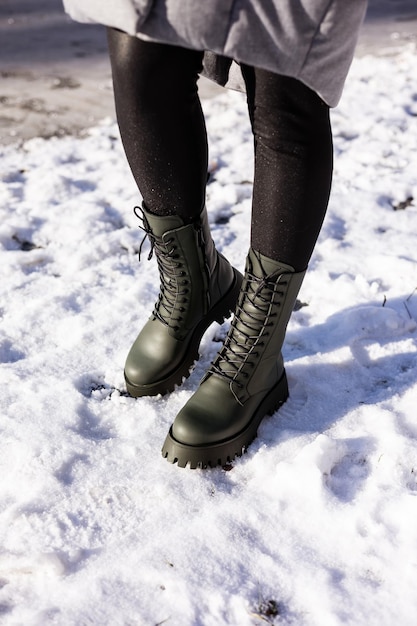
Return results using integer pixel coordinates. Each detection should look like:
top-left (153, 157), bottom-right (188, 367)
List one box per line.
top-left (162, 248), bottom-right (306, 468)
top-left (124, 205), bottom-right (243, 397)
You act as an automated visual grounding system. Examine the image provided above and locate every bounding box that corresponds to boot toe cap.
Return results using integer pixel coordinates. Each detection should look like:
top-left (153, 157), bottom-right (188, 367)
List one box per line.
top-left (124, 319), bottom-right (181, 386)
top-left (172, 375), bottom-right (245, 446)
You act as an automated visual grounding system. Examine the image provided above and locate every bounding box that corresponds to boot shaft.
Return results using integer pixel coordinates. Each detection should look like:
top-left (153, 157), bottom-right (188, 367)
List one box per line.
top-left (209, 248), bottom-right (306, 403)
top-left (139, 204), bottom-right (235, 339)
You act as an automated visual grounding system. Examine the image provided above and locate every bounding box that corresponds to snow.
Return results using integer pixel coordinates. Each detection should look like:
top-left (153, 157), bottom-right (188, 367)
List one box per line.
top-left (1, 47), bottom-right (417, 625)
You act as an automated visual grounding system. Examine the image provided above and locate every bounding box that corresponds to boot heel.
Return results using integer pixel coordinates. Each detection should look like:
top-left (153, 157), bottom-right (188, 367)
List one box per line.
top-left (266, 370), bottom-right (289, 416)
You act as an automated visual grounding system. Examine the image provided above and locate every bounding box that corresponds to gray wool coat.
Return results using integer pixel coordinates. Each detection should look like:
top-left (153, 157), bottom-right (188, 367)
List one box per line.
top-left (63, 0), bottom-right (368, 106)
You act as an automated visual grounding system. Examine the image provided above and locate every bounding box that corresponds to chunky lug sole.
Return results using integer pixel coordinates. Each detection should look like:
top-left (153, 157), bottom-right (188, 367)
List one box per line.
top-left (124, 268), bottom-right (242, 397)
top-left (161, 370), bottom-right (289, 469)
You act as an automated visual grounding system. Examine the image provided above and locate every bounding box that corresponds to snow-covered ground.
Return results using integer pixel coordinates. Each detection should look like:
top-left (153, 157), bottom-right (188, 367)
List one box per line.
top-left (1, 46), bottom-right (417, 626)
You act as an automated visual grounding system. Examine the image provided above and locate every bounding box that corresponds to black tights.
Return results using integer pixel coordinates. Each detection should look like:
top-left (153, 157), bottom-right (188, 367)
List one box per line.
top-left (107, 29), bottom-right (333, 271)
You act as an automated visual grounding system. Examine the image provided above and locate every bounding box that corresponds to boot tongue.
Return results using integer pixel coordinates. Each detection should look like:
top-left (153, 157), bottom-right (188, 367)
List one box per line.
top-left (230, 249), bottom-right (295, 347)
top-left (247, 248), bottom-right (295, 277)
top-left (142, 205), bottom-right (186, 238)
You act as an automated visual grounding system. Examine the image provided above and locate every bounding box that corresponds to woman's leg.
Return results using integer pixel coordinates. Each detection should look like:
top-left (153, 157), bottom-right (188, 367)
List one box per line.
top-left (106, 30), bottom-right (242, 397)
top-left (163, 70), bottom-right (334, 468)
top-left (106, 29), bottom-right (207, 219)
top-left (241, 66), bottom-right (333, 271)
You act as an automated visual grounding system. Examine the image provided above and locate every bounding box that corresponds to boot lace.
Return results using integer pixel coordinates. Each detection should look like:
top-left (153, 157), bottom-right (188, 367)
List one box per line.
top-left (134, 206), bottom-right (189, 329)
top-left (209, 267), bottom-right (288, 387)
